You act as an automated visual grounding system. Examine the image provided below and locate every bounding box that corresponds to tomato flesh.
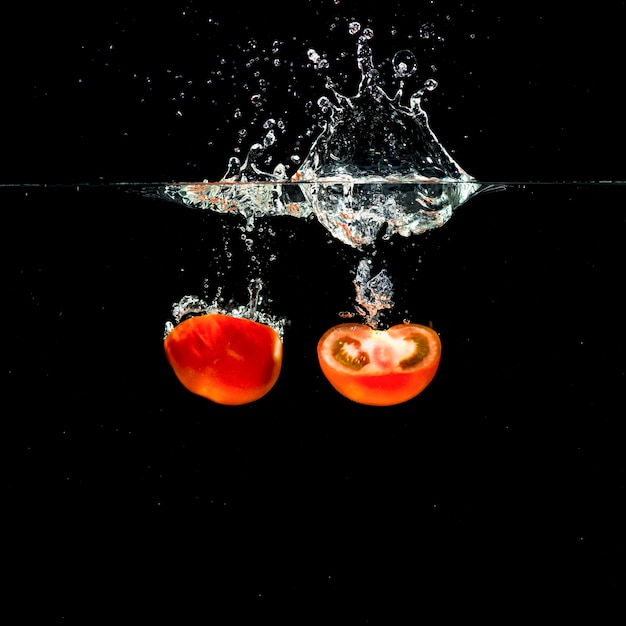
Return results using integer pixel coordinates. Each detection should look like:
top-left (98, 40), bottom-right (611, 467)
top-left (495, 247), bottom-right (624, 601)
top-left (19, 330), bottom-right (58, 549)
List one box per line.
top-left (317, 323), bottom-right (441, 406)
top-left (164, 313), bottom-right (282, 405)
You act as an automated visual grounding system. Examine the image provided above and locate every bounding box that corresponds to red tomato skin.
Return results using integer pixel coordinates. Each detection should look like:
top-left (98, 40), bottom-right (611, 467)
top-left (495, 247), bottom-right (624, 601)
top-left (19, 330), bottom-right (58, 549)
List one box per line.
top-left (317, 323), bottom-right (441, 406)
top-left (317, 362), bottom-right (438, 406)
top-left (164, 313), bottom-right (282, 405)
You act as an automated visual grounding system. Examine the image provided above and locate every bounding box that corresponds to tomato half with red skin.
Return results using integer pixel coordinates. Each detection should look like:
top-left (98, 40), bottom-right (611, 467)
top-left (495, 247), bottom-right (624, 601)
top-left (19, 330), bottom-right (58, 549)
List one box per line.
top-left (317, 323), bottom-right (441, 406)
top-left (164, 313), bottom-right (282, 405)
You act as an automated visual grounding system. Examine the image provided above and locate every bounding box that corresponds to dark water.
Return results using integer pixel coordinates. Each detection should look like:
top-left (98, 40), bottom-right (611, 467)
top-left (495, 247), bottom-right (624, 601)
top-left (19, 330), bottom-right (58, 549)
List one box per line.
top-left (3, 1), bottom-right (625, 620)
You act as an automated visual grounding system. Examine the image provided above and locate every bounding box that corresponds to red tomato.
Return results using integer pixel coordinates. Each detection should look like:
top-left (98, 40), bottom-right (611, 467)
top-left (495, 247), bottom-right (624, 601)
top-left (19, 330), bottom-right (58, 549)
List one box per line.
top-left (317, 323), bottom-right (441, 406)
top-left (164, 313), bottom-right (282, 405)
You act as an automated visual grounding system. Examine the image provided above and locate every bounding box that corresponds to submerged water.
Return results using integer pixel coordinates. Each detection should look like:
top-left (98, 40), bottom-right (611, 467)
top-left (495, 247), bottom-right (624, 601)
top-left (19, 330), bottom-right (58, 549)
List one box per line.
top-left (5, 181), bottom-right (624, 336)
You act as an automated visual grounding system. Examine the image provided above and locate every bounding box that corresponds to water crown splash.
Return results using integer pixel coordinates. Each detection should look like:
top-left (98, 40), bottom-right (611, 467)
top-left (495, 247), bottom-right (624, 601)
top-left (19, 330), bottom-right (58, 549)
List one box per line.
top-left (163, 23), bottom-right (481, 248)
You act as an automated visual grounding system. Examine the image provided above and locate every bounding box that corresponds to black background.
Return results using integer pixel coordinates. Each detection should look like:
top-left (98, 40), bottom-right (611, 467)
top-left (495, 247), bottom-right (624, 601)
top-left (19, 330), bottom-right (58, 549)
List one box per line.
top-left (3, 1), bottom-right (625, 622)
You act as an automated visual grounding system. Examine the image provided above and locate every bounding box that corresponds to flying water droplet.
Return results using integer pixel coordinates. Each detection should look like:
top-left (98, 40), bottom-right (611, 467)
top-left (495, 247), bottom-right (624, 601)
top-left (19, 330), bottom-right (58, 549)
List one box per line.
top-left (392, 50), bottom-right (417, 78)
top-left (419, 22), bottom-right (435, 40)
top-left (307, 48), bottom-right (321, 64)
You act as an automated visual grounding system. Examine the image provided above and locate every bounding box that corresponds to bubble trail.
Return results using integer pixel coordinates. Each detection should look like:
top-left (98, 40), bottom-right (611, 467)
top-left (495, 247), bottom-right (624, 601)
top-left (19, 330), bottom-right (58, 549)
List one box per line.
top-left (353, 258), bottom-right (395, 329)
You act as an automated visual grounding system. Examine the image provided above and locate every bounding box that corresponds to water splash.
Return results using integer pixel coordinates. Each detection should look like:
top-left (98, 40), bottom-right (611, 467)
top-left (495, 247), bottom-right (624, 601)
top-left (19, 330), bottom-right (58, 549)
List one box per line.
top-left (162, 23), bottom-right (481, 248)
top-left (164, 278), bottom-right (285, 340)
top-left (352, 258), bottom-right (395, 328)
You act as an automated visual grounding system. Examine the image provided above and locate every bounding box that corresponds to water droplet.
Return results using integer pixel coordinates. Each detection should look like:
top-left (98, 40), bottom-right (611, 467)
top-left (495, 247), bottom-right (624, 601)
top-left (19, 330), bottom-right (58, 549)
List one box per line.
top-left (307, 48), bottom-right (321, 64)
top-left (419, 22), bottom-right (435, 40)
top-left (348, 21), bottom-right (361, 35)
top-left (263, 130), bottom-right (276, 147)
top-left (307, 48), bottom-right (329, 70)
top-left (317, 96), bottom-right (332, 111)
top-left (392, 50), bottom-right (417, 78)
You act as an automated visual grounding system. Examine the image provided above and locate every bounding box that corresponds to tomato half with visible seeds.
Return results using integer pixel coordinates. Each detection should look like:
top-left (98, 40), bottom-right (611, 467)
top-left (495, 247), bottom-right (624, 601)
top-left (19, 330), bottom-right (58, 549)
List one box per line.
top-left (317, 323), bottom-right (441, 406)
top-left (164, 313), bottom-right (282, 405)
